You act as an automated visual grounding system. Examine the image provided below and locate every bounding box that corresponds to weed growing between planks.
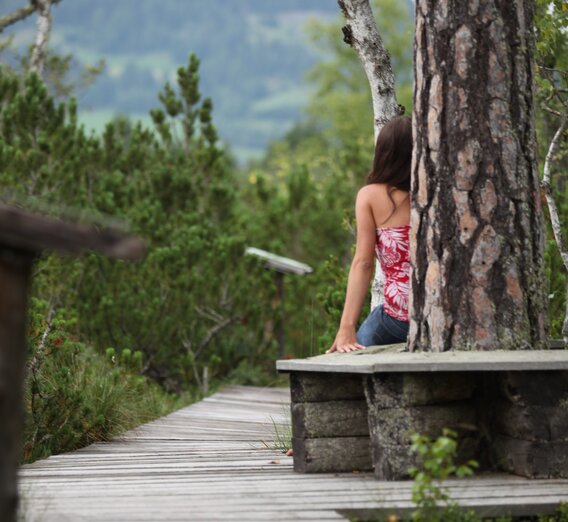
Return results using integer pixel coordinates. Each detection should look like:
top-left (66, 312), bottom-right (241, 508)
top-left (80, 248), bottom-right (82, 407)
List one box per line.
top-left (260, 403), bottom-right (292, 454)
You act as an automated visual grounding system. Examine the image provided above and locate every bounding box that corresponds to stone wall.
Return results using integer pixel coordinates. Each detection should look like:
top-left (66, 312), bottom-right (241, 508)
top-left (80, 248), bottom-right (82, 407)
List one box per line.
top-left (290, 369), bottom-right (568, 479)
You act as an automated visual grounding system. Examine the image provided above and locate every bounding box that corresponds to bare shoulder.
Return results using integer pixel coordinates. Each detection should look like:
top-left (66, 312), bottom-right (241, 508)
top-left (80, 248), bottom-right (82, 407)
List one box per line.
top-left (356, 184), bottom-right (389, 206)
top-left (359, 183), bottom-right (410, 227)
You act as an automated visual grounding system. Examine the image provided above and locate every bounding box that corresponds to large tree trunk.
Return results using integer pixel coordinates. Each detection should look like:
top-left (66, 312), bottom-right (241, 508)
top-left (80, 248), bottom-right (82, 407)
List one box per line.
top-left (409, 0), bottom-right (549, 352)
top-left (338, 0), bottom-right (404, 310)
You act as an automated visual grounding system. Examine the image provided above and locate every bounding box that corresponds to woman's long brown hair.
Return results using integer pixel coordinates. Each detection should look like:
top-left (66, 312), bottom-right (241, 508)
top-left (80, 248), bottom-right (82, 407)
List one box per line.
top-left (366, 116), bottom-right (412, 223)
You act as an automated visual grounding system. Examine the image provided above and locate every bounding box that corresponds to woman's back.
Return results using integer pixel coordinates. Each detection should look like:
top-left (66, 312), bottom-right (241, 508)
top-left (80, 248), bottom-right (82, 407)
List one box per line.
top-left (362, 183), bottom-right (410, 229)
top-left (357, 182), bottom-right (410, 322)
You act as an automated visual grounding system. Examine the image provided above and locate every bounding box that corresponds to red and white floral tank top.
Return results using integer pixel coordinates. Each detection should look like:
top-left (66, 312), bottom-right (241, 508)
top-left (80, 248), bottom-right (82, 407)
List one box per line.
top-left (375, 225), bottom-right (410, 322)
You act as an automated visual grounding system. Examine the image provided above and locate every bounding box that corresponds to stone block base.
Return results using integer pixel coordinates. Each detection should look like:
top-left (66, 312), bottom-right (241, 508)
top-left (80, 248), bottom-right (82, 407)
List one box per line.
top-left (365, 370), bottom-right (568, 480)
top-left (490, 371), bottom-right (568, 478)
top-left (290, 372), bottom-right (372, 473)
top-left (365, 373), bottom-right (479, 479)
top-left (292, 436), bottom-right (372, 473)
top-left (288, 369), bottom-right (568, 479)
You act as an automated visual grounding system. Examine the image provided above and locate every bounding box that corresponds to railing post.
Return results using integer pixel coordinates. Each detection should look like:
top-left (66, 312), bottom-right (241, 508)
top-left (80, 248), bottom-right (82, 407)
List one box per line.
top-left (0, 249), bottom-right (34, 522)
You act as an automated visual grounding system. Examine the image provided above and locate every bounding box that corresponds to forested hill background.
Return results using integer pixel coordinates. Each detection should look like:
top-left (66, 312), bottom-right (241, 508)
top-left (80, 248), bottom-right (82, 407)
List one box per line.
top-left (2, 0), bottom-right (339, 161)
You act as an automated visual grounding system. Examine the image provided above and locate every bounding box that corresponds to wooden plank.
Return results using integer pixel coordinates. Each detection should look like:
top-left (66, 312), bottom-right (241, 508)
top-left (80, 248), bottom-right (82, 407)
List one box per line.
top-left (0, 203), bottom-right (145, 260)
top-left (18, 474), bottom-right (568, 490)
top-left (19, 492), bottom-right (568, 517)
top-left (20, 481), bottom-right (568, 498)
top-left (277, 349), bottom-right (568, 373)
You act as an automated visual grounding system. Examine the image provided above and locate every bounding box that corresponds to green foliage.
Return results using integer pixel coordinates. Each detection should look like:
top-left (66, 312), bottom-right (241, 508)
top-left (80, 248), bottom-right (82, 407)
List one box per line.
top-left (0, 39), bottom-right (106, 102)
top-left (315, 256), bottom-right (358, 351)
top-left (538, 503), bottom-right (568, 522)
top-left (545, 198), bottom-right (568, 338)
top-left (377, 432), bottom-right (568, 521)
top-left (534, 1), bottom-right (568, 339)
top-left (407, 439), bottom-right (568, 521)
top-left (0, 54), bottom-right (281, 431)
top-left (535, 0), bottom-right (568, 68)
top-left (8, 42), bottom-right (293, 452)
top-left (408, 430), bottom-right (478, 522)
top-left (24, 297), bottom-right (187, 463)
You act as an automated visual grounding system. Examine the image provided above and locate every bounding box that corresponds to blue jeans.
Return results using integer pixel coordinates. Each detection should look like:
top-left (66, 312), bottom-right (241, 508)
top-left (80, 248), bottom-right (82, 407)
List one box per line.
top-left (356, 304), bottom-right (409, 346)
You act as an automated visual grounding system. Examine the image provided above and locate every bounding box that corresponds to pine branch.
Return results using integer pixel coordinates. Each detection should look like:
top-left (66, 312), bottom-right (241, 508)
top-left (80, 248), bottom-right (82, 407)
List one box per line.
top-left (197, 315), bottom-right (238, 356)
top-left (0, 0), bottom-right (62, 34)
top-left (0, 3), bottom-right (36, 33)
top-left (543, 106), bottom-right (563, 117)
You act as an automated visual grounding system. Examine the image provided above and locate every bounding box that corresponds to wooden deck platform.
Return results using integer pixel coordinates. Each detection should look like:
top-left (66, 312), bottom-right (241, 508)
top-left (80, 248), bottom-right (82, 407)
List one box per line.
top-left (19, 385), bottom-right (568, 521)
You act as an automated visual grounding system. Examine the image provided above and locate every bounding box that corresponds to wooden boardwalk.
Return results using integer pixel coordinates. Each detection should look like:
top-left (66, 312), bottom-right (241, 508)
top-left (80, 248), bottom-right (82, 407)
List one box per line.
top-left (19, 385), bottom-right (568, 521)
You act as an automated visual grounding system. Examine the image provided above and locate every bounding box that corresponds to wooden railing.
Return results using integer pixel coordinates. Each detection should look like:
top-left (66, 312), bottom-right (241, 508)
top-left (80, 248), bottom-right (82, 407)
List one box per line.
top-left (0, 204), bottom-right (144, 522)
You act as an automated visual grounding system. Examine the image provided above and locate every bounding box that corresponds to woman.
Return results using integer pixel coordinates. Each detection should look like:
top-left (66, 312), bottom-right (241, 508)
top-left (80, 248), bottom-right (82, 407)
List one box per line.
top-left (327, 116), bottom-right (411, 353)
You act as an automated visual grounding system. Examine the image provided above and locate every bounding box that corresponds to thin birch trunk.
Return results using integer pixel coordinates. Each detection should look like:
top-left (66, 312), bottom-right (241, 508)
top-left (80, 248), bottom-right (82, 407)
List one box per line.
top-left (27, 305), bottom-right (56, 376)
top-left (30, 0), bottom-right (53, 76)
top-left (338, 0), bottom-right (403, 310)
top-left (541, 116), bottom-right (568, 344)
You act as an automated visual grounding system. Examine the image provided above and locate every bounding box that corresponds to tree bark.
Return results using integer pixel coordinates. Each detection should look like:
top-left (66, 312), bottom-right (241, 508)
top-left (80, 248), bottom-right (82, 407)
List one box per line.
top-left (338, 0), bottom-right (404, 310)
top-left (409, 0), bottom-right (549, 351)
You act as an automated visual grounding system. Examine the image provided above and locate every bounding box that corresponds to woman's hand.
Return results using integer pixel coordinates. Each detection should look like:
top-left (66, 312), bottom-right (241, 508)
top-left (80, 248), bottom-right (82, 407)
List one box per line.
top-left (326, 326), bottom-right (366, 353)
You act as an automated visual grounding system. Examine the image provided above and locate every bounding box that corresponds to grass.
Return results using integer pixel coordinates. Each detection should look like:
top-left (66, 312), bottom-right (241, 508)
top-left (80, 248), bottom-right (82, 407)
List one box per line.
top-left (24, 341), bottom-right (192, 464)
top-left (262, 403), bottom-right (292, 453)
top-left (268, 414), bottom-right (293, 453)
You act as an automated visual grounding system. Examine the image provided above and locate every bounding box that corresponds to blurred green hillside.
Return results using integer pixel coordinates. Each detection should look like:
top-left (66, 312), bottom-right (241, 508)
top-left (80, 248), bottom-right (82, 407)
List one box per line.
top-left (2, 0), bottom-right (338, 161)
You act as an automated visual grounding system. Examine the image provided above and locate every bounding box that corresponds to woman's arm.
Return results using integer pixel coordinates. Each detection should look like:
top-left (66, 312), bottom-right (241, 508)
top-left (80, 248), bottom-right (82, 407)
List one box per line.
top-left (327, 187), bottom-right (378, 353)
